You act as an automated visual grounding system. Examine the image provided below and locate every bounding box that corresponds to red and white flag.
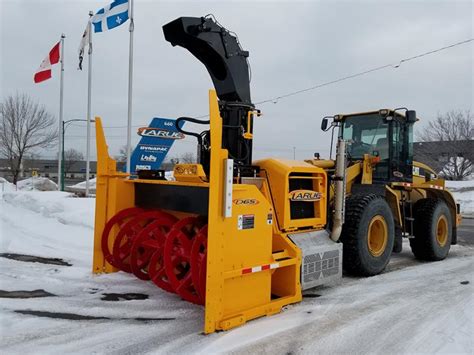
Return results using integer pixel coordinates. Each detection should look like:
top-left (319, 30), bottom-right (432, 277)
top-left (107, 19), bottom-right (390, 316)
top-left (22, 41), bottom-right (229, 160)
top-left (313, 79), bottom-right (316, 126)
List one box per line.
top-left (34, 42), bottom-right (61, 83)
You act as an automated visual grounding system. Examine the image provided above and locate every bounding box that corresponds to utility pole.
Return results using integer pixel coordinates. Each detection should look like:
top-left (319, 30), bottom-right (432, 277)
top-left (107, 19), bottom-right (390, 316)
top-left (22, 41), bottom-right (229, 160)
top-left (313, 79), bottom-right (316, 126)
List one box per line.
top-left (293, 146), bottom-right (296, 160)
top-left (62, 119), bottom-right (94, 193)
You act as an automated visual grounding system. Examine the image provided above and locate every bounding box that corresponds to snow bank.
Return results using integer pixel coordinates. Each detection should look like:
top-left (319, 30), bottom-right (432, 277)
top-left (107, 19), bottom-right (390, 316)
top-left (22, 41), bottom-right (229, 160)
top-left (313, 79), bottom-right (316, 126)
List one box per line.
top-left (68, 178), bottom-right (97, 190)
top-left (16, 177), bottom-right (58, 191)
top-left (446, 179), bottom-right (474, 190)
top-left (0, 177), bottom-right (16, 192)
top-left (446, 179), bottom-right (474, 217)
top-left (2, 191), bottom-right (95, 229)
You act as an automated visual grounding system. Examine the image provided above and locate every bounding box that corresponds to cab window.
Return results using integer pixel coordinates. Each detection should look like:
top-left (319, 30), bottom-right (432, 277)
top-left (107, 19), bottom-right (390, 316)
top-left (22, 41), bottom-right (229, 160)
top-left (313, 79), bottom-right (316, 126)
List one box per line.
top-left (342, 115), bottom-right (389, 160)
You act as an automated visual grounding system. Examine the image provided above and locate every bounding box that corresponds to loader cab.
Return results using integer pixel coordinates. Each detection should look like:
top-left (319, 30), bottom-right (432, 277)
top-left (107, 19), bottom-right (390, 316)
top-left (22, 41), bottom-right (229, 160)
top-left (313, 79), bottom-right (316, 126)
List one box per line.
top-left (336, 109), bottom-right (415, 183)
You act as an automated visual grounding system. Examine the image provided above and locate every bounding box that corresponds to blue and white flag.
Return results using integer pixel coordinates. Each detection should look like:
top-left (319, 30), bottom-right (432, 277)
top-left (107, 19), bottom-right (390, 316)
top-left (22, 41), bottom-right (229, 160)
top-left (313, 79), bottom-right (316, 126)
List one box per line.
top-left (92, 0), bottom-right (129, 33)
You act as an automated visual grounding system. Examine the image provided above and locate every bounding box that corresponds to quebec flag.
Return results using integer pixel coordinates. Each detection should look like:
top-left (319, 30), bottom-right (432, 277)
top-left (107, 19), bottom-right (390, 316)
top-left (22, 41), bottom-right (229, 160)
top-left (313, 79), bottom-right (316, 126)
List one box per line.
top-left (92, 0), bottom-right (129, 33)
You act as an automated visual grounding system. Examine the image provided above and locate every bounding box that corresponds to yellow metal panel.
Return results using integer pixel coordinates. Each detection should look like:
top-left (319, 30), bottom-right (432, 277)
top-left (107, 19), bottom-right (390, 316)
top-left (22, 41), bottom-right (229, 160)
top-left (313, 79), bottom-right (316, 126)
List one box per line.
top-left (385, 185), bottom-right (402, 226)
top-left (204, 91), bottom-right (301, 333)
top-left (92, 118), bottom-right (134, 274)
top-left (256, 158), bottom-right (327, 232)
top-left (204, 90), bottom-right (228, 334)
top-left (130, 178), bottom-right (209, 188)
top-left (174, 163), bottom-right (207, 183)
top-left (305, 159), bottom-right (335, 169)
top-left (345, 162), bottom-right (362, 195)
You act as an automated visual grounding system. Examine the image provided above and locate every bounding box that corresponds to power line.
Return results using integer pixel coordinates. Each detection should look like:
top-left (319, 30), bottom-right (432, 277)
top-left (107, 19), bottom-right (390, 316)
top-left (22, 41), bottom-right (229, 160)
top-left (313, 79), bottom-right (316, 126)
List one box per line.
top-left (66, 38), bottom-right (472, 132)
top-left (255, 38), bottom-right (473, 105)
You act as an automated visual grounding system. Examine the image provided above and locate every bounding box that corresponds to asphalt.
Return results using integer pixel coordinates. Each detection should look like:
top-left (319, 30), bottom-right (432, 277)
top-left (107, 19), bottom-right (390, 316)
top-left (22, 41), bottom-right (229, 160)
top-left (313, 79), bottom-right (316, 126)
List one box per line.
top-left (457, 217), bottom-right (474, 246)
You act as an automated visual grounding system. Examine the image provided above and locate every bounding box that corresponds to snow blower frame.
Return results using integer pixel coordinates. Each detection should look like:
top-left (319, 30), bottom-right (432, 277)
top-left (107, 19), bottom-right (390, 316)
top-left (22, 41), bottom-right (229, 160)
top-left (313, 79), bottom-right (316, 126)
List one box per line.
top-left (93, 89), bottom-right (307, 333)
top-left (92, 16), bottom-right (343, 334)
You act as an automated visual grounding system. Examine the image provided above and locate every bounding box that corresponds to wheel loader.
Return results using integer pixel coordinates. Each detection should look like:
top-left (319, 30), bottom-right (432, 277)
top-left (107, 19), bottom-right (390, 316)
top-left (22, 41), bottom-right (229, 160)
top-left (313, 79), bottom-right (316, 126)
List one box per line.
top-left (92, 15), bottom-right (462, 334)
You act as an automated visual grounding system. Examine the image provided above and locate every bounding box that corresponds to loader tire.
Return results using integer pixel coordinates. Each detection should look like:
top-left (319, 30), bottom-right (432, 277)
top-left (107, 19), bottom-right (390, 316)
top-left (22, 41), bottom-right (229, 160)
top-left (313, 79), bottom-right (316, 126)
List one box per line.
top-left (410, 198), bottom-right (452, 261)
top-left (341, 194), bottom-right (395, 276)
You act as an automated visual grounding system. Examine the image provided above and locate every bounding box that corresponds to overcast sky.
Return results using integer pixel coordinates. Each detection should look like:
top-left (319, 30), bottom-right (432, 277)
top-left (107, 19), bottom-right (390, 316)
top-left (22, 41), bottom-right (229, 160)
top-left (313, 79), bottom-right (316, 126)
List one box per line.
top-left (1, 0), bottom-right (472, 162)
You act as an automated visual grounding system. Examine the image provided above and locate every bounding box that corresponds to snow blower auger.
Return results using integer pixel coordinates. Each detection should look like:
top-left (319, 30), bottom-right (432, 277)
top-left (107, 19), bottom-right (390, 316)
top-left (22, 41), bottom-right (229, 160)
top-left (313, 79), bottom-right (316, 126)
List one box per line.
top-left (93, 15), bottom-right (344, 334)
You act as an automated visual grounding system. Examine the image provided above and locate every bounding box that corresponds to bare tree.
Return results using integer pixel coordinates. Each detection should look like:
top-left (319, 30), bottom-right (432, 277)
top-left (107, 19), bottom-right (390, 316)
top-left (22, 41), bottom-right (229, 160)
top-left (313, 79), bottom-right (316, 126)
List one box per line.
top-left (0, 94), bottom-right (58, 184)
top-left (180, 152), bottom-right (196, 163)
top-left (115, 145), bottom-right (127, 163)
top-left (63, 148), bottom-right (84, 174)
top-left (417, 110), bottom-right (473, 180)
top-left (160, 157), bottom-right (179, 171)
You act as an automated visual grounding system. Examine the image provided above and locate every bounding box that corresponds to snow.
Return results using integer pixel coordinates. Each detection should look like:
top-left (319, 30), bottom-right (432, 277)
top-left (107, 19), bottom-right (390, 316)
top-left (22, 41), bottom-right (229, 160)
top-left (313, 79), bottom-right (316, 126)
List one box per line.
top-left (16, 177), bottom-right (58, 191)
top-left (445, 179), bottom-right (474, 189)
top-left (1, 191), bottom-right (473, 353)
top-left (68, 178), bottom-right (97, 190)
top-left (446, 179), bottom-right (474, 217)
top-left (0, 177), bottom-right (15, 192)
top-left (0, 177), bottom-right (58, 192)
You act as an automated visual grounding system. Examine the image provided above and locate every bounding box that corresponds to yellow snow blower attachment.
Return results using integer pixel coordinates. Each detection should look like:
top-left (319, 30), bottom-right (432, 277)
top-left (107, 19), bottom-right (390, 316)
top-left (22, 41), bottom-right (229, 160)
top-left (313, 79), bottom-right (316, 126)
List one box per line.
top-left (93, 89), bottom-right (306, 333)
top-left (92, 16), bottom-right (343, 334)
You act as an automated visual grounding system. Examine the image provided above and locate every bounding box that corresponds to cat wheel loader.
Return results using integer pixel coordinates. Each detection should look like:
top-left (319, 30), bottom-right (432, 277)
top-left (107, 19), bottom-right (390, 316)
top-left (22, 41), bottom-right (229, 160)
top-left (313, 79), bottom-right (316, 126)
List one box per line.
top-left (92, 15), bottom-right (462, 334)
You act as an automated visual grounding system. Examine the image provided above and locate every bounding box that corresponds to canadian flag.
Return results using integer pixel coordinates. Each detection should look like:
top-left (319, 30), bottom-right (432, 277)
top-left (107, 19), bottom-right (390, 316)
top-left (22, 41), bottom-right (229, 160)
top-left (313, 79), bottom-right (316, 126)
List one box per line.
top-left (34, 42), bottom-right (61, 83)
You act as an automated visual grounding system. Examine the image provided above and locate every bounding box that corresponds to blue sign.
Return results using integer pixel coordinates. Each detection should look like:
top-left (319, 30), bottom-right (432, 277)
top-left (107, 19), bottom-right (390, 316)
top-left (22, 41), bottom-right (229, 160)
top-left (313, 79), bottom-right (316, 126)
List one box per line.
top-left (129, 117), bottom-right (185, 173)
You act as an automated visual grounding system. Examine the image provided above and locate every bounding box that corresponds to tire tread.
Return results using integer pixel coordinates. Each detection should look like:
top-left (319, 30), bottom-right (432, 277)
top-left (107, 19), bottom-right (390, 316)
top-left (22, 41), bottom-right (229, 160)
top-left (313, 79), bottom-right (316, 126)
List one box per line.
top-left (341, 194), bottom-right (392, 276)
top-left (410, 198), bottom-right (450, 261)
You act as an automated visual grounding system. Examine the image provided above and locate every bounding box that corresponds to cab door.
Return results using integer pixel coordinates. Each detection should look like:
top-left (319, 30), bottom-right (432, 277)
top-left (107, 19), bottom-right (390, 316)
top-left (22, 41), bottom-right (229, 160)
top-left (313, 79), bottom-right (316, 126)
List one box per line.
top-left (389, 119), bottom-right (413, 182)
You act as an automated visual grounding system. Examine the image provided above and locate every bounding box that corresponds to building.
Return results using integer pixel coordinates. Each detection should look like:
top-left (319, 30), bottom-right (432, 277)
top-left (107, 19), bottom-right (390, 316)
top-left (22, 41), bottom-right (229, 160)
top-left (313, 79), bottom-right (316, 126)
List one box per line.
top-left (0, 159), bottom-right (99, 184)
top-left (414, 140), bottom-right (474, 176)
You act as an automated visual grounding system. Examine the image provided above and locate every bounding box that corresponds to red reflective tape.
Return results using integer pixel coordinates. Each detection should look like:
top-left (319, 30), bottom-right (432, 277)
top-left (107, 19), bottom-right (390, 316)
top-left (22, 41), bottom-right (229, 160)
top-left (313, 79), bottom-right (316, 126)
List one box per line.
top-left (242, 268), bottom-right (252, 274)
top-left (262, 264), bottom-right (270, 270)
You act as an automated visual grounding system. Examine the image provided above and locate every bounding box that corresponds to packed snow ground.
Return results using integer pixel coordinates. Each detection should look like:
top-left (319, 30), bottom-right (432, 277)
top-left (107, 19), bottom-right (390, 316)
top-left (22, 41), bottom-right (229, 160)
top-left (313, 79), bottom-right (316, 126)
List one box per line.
top-left (0, 191), bottom-right (473, 354)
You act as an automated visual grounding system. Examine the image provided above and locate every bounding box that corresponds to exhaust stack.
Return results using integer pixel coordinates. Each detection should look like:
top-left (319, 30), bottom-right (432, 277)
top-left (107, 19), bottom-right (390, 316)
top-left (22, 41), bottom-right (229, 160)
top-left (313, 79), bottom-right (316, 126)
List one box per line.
top-left (330, 139), bottom-right (346, 242)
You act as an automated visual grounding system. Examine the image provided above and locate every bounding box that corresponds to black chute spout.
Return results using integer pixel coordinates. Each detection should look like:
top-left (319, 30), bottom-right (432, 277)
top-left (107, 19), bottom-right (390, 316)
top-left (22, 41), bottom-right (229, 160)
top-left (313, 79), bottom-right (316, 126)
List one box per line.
top-left (163, 16), bottom-right (252, 104)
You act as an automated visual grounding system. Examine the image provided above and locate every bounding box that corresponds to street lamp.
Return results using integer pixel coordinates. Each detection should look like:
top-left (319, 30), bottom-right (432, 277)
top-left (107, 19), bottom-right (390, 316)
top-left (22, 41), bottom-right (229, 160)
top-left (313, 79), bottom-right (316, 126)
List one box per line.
top-left (62, 118), bottom-right (95, 193)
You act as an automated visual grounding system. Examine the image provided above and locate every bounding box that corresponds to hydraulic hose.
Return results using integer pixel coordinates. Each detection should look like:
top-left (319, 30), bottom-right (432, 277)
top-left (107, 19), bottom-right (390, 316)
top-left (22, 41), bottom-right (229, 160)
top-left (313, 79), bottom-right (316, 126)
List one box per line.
top-left (176, 116), bottom-right (210, 145)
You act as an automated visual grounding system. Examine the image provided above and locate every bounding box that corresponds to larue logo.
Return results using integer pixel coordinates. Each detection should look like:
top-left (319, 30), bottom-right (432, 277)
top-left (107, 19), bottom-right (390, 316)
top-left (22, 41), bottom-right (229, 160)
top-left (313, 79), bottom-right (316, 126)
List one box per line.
top-left (137, 127), bottom-right (185, 140)
top-left (233, 198), bottom-right (259, 205)
top-left (289, 190), bottom-right (322, 202)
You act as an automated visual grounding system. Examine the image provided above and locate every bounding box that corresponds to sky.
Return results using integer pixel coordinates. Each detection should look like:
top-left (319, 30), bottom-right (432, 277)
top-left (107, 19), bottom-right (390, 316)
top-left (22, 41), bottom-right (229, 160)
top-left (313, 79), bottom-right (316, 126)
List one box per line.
top-left (1, 0), bottom-right (473, 162)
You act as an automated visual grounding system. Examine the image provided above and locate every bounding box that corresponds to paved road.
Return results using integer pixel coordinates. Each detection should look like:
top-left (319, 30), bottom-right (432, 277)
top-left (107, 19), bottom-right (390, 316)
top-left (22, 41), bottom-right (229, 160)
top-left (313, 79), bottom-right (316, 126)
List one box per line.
top-left (458, 217), bottom-right (474, 246)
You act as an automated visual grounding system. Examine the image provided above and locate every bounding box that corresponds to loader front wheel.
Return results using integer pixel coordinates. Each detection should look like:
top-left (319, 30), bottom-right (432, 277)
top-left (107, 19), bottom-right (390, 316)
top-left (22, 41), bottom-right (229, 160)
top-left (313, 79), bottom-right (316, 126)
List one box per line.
top-left (341, 194), bottom-right (395, 276)
top-left (410, 198), bottom-right (452, 261)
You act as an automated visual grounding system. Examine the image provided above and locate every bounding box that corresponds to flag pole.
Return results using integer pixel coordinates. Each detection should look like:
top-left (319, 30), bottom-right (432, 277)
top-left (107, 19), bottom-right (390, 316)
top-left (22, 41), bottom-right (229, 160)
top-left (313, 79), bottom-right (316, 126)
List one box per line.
top-left (85, 11), bottom-right (93, 197)
top-left (126, 0), bottom-right (134, 174)
top-left (58, 33), bottom-right (65, 191)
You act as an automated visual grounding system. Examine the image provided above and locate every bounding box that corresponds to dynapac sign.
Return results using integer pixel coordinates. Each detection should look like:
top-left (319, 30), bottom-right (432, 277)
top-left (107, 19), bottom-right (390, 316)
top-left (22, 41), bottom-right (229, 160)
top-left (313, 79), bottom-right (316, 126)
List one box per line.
top-left (137, 127), bottom-right (185, 139)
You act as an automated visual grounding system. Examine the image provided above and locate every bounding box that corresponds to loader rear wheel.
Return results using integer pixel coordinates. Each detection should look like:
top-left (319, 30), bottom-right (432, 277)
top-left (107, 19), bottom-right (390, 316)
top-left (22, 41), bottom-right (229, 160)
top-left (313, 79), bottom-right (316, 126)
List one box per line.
top-left (341, 194), bottom-right (395, 276)
top-left (410, 198), bottom-right (452, 261)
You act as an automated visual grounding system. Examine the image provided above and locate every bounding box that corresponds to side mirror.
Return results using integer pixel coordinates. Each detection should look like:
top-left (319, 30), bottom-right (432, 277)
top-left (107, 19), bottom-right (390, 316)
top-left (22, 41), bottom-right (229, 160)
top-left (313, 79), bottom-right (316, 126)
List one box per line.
top-left (406, 110), bottom-right (417, 123)
top-left (321, 117), bottom-right (328, 131)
